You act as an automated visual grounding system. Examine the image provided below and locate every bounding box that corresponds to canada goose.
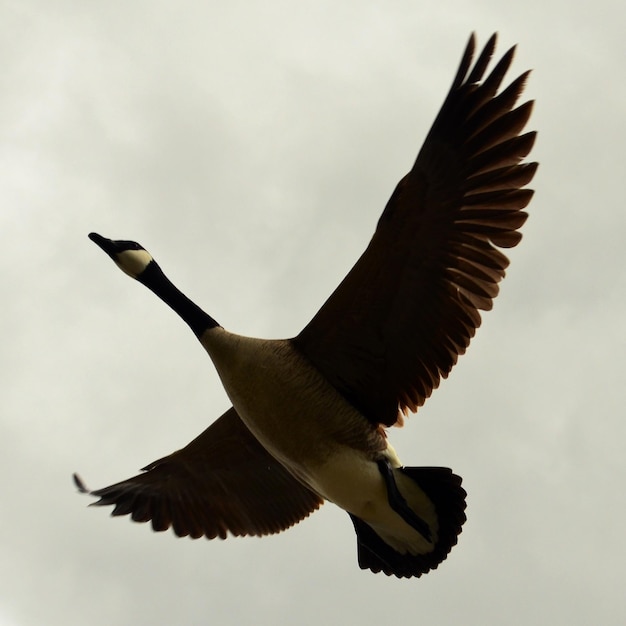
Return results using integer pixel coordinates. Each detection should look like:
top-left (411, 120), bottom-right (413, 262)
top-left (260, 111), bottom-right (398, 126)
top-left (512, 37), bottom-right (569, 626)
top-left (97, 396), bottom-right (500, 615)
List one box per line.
top-left (75, 33), bottom-right (537, 578)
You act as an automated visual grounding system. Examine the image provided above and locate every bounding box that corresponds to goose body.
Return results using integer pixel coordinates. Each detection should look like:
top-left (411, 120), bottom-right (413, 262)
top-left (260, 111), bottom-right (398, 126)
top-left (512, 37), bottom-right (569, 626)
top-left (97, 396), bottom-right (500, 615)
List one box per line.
top-left (203, 330), bottom-right (437, 555)
top-left (76, 33), bottom-right (537, 578)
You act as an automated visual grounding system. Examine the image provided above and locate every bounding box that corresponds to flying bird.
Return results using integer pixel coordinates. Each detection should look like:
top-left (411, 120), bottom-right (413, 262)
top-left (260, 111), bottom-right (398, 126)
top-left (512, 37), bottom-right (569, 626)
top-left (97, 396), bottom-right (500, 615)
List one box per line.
top-left (75, 33), bottom-right (537, 578)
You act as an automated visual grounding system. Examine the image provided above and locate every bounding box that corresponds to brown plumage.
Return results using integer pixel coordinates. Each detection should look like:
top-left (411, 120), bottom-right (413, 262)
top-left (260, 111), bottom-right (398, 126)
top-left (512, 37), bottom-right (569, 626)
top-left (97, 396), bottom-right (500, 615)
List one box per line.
top-left (76, 33), bottom-right (537, 578)
top-left (75, 408), bottom-right (323, 538)
top-left (294, 33), bottom-right (536, 426)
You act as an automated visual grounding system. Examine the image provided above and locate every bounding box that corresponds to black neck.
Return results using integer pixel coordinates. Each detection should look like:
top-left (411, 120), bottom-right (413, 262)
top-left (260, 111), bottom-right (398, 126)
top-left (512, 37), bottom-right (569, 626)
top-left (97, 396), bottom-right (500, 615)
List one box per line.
top-left (138, 261), bottom-right (220, 338)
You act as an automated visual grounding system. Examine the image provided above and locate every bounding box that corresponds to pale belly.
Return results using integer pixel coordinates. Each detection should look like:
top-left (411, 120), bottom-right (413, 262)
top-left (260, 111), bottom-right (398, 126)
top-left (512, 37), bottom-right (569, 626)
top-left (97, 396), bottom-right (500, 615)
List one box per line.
top-left (200, 329), bottom-right (434, 554)
top-left (310, 444), bottom-right (436, 555)
top-left (201, 329), bottom-right (387, 498)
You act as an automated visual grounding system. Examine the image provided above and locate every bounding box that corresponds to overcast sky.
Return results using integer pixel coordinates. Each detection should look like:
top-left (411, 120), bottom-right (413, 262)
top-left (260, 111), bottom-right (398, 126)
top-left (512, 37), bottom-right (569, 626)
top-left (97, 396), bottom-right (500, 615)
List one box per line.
top-left (1, 1), bottom-right (625, 625)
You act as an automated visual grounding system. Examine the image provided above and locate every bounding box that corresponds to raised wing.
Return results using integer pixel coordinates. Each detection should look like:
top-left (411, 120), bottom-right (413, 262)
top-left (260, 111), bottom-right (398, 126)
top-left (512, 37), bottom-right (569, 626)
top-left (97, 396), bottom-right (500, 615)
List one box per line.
top-left (292, 33), bottom-right (537, 427)
top-left (75, 407), bottom-right (323, 538)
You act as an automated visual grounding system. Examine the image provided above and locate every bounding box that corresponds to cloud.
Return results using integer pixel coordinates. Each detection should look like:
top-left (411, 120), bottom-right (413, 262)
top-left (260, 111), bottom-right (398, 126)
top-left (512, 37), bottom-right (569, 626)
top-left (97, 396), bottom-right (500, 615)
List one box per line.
top-left (2, 1), bottom-right (624, 625)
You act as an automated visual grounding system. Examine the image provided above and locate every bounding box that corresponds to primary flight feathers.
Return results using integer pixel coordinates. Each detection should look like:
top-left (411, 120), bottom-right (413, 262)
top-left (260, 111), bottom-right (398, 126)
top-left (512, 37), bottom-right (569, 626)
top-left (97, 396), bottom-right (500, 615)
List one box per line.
top-left (76, 33), bottom-right (536, 578)
top-left (295, 34), bottom-right (535, 426)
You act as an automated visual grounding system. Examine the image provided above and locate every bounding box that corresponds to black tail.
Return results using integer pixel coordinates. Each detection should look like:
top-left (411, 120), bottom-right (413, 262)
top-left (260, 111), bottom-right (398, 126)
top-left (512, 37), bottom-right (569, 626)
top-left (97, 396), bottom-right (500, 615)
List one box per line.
top-left (350, 467), bottom-right (467, 578)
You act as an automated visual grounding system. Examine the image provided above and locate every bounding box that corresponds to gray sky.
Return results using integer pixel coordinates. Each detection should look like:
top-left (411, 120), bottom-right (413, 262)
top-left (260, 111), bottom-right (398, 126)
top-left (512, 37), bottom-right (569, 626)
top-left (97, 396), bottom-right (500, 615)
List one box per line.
top-left (2, 1), bottom-right (625, 625)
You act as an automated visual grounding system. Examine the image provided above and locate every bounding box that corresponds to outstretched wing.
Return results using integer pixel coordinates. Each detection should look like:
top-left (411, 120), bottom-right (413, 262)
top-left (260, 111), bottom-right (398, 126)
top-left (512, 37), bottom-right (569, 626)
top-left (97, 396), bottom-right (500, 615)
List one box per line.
top-left (292, 33), bottom-right (537, 426)
top-left (75, 407), bottom-right (323, 538)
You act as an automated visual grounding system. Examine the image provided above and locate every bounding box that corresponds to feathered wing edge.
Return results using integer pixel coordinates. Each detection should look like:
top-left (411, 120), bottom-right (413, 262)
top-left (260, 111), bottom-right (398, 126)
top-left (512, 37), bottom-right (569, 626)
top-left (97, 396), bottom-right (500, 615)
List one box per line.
top-left (74, 407), bottom-right (323, 539)
top-left (293, 33), bottom-right (537, 426)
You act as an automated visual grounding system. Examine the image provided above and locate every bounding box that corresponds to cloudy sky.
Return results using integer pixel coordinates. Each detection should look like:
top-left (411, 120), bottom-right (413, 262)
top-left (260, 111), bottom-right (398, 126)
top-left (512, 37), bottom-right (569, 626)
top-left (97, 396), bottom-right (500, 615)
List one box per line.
top-left (2, 1), bottom-right (625, 624)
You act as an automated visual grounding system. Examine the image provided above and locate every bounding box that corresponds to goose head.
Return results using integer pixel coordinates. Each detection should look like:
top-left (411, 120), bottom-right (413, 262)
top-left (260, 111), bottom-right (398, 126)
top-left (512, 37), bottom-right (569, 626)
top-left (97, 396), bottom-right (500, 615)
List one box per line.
top-left (88, 232), bottom-right (220, 337)
top-left (88, 232), bottom-right (155, 280)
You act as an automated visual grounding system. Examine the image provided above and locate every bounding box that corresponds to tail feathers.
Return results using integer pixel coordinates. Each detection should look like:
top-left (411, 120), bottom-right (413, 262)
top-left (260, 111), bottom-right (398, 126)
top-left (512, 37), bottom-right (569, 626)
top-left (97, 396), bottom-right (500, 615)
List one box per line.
top-left (350, 467), bottom-right (467, 578)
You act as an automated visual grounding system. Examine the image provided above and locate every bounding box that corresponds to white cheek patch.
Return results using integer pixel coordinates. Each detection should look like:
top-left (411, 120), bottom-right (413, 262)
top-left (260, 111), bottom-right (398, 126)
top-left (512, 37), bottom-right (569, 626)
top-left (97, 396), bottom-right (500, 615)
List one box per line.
top-left (116, 249), bottom-right (153, 278)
